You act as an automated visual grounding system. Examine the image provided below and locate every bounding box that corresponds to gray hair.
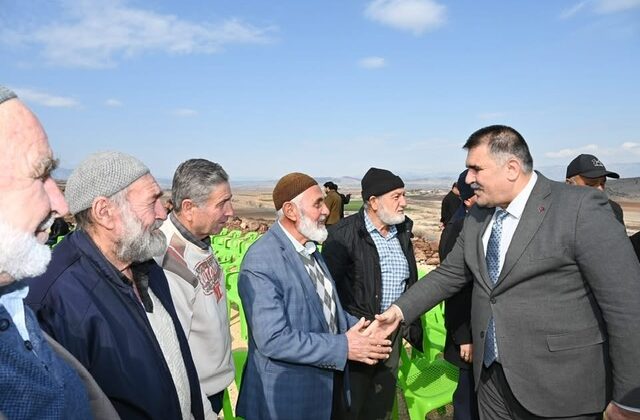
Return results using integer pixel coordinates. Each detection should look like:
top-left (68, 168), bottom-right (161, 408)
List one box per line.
top-left (276, 191), bottom-right (304, 220)
top-left (74, 186), bottom-right (130, 231)
top-left (171, 159), bottom-right (229, 213)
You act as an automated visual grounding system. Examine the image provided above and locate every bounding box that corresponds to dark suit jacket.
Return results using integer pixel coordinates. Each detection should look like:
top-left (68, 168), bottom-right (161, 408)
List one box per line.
top-left (438, 210), bottom-right (473, 370)
top-left (395, 173), bottom-right (640, 417)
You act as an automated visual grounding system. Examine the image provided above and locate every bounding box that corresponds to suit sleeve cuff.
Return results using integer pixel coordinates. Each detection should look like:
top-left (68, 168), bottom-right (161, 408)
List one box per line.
top-left (613, 401), bottom-right (640, 413)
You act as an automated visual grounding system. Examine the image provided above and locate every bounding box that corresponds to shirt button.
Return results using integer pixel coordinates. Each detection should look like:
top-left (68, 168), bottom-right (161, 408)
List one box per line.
top-left (480, 331), bottom-right (485, 338)
top-left (490, 297), bottom-right (497, 304)
top-left (24, 340), bottom-right (33, 351)
top-left (0, 319), bottom-right (10, 331)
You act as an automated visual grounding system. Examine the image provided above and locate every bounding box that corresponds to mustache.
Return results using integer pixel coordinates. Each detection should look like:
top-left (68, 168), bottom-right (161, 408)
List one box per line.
top-left (37, 213), bottom-right (56, 232)
top-left (471, 182), bottom-right (481, 190)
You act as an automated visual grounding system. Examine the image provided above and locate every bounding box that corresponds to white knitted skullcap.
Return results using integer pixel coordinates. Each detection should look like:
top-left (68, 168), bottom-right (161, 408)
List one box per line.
top-left (65, 151), bottom-right (150, 215)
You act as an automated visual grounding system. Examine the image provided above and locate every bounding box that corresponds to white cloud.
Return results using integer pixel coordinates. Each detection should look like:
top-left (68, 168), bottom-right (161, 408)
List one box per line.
top-left (364, 0), bottom-right (446, 35)
top-left (173, 108), bottom-right (198, 117)
top-left (477, 112), bottom-right (506, 121)
top-left (358, 56), bottom-right (387, 69)
top-left (622, 142), bottom-right (640, 149)
top-left (545, 144), bottom-right (600, 158)
top-left (105, 98), bottom-right (122, 107)
top-left (559, 0), bottom-right (640, 18)
top-left (594, 0), bottom-right (640, 13)
top-left (559, 1), bottom-right (588, 19)
top-left (3, 0), bottom-right (275, 68)
top-left (14, 88), bottom-right (79, 108)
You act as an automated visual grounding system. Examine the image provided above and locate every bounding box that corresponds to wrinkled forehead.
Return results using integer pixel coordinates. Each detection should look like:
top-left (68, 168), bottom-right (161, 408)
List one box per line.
top-left (127, 173), bottom-right (162, 199)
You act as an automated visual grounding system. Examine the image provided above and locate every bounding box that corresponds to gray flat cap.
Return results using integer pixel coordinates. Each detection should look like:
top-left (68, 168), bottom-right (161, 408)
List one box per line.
top-left (0, 85), bottom-right (18, 105)
top-left (66, 151), bottom-right (150, 215)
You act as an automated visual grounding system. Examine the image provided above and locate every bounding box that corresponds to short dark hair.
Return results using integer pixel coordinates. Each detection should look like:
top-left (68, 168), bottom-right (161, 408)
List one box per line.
top-left (323, 181), bottom-right (337, 190)
top-left (463, 125), bottom-right (533, 173)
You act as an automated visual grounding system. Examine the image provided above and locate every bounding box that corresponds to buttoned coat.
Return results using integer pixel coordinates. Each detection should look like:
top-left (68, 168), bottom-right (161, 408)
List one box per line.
top-left (396, 173), bottom-right (640, 417)
top-left (236, 222), bottom-right (357, 420)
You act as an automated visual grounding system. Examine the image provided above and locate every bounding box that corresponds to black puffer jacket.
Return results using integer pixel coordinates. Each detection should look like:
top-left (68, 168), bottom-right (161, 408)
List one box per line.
top-left (322, 208), bottom-right (423, 350)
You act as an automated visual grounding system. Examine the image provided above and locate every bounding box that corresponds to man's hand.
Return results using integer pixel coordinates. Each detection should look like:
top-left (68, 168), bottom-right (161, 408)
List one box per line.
top-left (346, 317), bottom-right (392, 365)
top-left (459, 343), bottom-right (472, 364)
top-left (604, 402), bottom-right (640, 420)
top-left (364, 305), bottom-right (403, 340)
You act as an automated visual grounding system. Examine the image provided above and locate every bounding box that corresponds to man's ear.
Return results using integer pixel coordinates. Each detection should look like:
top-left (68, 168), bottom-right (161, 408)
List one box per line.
top-left (90, 196), bottom-right (117, 230)
top-left (505, 157), bottom-right (522, 182)
top-left (282, 201), bottom-right (298, 222)
top-left (179, 199), bottom-right (196, 222)
top-left (368, 196), bottom-right (379, 212)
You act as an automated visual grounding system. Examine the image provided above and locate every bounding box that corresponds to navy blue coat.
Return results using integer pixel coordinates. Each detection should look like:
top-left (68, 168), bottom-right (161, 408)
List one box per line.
top-left (26, 230), bottom-right (204, 420)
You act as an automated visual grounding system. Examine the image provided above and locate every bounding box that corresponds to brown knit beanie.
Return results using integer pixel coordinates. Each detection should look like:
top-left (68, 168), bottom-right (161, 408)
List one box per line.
top-left (273, 172), bottom-right (318, 210)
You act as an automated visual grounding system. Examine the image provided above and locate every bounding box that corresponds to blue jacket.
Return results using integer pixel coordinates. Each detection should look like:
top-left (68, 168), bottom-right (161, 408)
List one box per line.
top-left (237, 222), bottom-right (357, 420)
top-left (0, 286), bottom-right (91, 419)
top-left (25, 230), bottom-right (204, 420)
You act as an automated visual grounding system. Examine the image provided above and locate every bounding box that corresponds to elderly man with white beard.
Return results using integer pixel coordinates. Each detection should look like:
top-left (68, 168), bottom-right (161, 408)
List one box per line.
top-left (322, 167), bottom-right (423, 420)
top-left (0, 85), bottom-right (95, 419)
top-left (26, 151), bottom-right (205, 420)
top-left (236, 172), bottom-right (392, 420)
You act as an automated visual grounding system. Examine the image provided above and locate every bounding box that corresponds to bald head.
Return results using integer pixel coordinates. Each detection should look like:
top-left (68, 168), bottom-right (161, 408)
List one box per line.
top-left (0, 85), bottom-right (68, 283)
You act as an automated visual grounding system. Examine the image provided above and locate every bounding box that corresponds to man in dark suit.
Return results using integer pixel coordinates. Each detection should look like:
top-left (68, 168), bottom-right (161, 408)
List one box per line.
top-left (371, 125), bottom-right (640, 419)
top-left (237, 172), bottom-right (391, 420)
top-left (438, 169), bottom-right (479, 420)
top-left (565, 153), bottom-right (624, 225)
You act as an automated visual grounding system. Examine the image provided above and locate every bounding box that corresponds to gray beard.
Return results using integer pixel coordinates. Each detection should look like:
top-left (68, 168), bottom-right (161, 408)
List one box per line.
top-left (114, 205), bottom-right (166, 263)
top-left (377, 204), bottom-right (405, 226)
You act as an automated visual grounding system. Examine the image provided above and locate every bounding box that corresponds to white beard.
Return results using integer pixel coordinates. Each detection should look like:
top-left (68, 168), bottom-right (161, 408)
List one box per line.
top-left (114, 204), bottom-right (166, 263)
top-left (377, 202), bottom-right (405, 226)
top-left (0, 218), bottom-right (52, 281)
top-left (296, 211), bottom-right (328, 243)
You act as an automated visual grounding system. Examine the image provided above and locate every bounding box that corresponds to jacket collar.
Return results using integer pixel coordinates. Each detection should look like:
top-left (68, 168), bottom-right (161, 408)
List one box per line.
top-left (68, 230), bottom-right (155, 301)
top-left (268, 222), bottom-right (347, 333)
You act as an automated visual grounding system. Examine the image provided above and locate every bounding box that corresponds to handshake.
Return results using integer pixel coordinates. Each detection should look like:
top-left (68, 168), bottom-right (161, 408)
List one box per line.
top-left (344, 305), bottom-right (404, 365)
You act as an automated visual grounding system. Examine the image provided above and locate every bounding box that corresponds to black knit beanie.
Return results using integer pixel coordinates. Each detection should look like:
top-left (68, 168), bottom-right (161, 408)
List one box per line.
top-left (361, 167), bottom-right (404, 202)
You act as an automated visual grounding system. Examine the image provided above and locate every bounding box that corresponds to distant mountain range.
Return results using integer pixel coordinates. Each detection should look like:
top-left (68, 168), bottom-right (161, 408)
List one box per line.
top-left (53, 162), bottom-right (640, 195)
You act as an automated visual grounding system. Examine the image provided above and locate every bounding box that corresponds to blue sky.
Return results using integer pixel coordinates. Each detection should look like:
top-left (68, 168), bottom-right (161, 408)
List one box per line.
top-left (2, 0), bottom-right (639, 181)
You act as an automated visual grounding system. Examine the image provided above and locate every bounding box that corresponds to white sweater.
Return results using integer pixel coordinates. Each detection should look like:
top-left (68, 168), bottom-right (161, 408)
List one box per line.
top-left (157, 217), bottom-right (234, 408)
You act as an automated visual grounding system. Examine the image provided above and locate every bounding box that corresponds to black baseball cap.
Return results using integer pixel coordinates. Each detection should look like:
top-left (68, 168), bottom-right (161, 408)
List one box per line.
top-left (566, 154), bottom-right (619, 179)
top-left (457, 170), bottom-right (475, 201)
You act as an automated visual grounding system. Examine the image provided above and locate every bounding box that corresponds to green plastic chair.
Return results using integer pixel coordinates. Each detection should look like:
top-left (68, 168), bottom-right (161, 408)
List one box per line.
top-left (221, 349), bottom-right (248, 420)
top-left (397, 346), bottom-right (459, 420)
top-left (243, 231), bottom-right (259, 241)
top-left (226, 271), bottom-right (247, 341)
top-left (411, 303), bottom-right (447, 362)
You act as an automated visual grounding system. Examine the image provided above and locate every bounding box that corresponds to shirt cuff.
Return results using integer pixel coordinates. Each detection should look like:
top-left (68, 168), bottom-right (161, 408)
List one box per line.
top-left (613, 401), bottom-right (640, 413)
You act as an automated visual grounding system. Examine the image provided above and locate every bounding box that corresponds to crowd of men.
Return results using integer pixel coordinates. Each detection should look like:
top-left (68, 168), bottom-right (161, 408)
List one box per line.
top-left (1, 83), bottom-right (640, 420)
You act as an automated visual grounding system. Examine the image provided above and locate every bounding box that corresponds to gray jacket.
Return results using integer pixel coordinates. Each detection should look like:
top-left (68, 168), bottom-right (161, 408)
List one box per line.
top-left (396, 173), bottom-right (640, 417)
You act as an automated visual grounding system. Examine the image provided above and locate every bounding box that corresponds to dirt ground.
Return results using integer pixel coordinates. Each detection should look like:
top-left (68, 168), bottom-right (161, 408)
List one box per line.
top-left (231, 189), bottom-right (640, 237)
top-left (222, 188), bottom-right (640, 419)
